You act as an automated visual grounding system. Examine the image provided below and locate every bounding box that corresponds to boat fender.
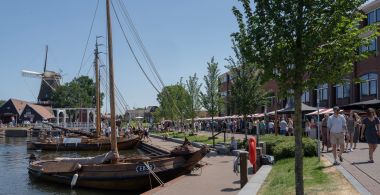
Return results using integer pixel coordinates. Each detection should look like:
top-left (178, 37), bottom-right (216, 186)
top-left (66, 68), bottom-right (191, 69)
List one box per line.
top-left (75, 163), bottom-right (82, 170)
top-left (248, 137), bottom-right (257, 172)
top-left (70, 173), bottom-right (79, 188)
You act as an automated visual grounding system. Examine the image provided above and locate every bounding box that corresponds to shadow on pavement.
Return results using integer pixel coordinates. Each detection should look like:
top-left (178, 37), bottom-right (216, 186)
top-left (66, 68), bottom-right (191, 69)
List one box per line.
top-left (221, 188), bottom-right (240, 192)
top-left (351, 161), bottom-right (371, 165)
top-left (314, 164), bottom-right (334, 170)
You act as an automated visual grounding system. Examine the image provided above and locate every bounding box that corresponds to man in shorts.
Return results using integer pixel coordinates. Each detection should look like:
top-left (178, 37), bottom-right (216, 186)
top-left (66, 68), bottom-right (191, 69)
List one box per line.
top-left (327, 106), bottom-right (347, 165)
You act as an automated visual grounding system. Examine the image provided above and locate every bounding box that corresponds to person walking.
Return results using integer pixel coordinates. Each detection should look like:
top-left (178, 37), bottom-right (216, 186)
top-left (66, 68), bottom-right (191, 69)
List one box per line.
top-left (279, 118), bottom-right (288, 135)
top-left (327, 106), bottom-right (347, 165)
top-left (346, 110), bottom-right (356, 152)
top-left (287, 118), bottom-right (294, 136)
top-left (268, 120), bottom-right (275, 134)
top-left (360, 108), bottom-right (379, 163)
top-left (310, 118), bottom-right (317, 139)
top-left (305, 119), bottom-right (311, 137)
top-left (321, 113), bottom-right (331, 152)
top-left (353, 112), bottom-right (361, 149)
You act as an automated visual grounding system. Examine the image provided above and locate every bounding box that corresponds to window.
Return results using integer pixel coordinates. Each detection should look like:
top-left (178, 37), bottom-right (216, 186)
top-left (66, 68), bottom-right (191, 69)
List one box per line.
top-left (359, 38), bottom-right (377, 53)
top-left (317, 84), bottom-right (328, 101)
top-left (220, 91), bottom-right (227, 97)
top-left (369, 38), bottom-right (377, 52)
top-left (360, 45), bottom-right (368, 53)
top-left (302, 91), bottom-right (310, 103)
top-left (222, 74), bottom-right (229, 83)
top-left (335, 82), bottom-right (350, 99)
top-left (368, 11), bottom-right (376, 25)
top-left (360, 73), bottom-right (378, 97)
top-left (377, 8), bottom-right (380, 22)
top-left (336, 85), bottom-right (343, 99)
top-left (344, 84), bottom-right (350, 98)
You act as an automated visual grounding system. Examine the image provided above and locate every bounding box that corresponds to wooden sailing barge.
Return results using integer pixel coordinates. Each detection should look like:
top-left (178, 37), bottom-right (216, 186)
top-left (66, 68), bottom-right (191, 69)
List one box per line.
top-left (27, 136), bottom-right (141, 151)
top-left (28, 141), bottom-right (208, 191)
top-left (27, 124), bottom-right (141, 151)
top-left (28, 0), bottom-right (208, 192)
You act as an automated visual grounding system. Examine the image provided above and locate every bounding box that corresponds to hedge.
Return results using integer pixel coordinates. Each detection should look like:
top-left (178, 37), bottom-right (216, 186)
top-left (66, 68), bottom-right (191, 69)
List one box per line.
top-left (261, 134), bottom-right (317, 161)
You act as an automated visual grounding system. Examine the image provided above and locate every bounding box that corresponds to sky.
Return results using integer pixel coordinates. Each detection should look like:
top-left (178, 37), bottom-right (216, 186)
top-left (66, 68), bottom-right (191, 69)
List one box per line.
top-left (0, 0), bottom-right (240, 112)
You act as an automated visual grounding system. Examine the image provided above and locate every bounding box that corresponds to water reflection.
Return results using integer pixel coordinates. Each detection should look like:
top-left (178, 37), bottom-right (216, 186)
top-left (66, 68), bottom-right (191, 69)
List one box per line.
top-left (0, 137), bottom-right (139, 195)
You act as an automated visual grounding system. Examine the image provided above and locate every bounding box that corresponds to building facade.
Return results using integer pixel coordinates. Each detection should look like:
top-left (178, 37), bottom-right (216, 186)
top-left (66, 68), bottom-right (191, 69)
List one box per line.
top-left (219, 0), bottom-right (380, 114)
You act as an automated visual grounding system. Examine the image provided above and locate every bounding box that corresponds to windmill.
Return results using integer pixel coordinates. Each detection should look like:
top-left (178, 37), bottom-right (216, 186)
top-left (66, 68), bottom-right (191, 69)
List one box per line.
top-left (21, 46), bottom-right (62, 106)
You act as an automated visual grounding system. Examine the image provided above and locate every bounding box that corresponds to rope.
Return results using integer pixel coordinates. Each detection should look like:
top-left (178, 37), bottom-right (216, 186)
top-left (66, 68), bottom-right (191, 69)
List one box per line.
top-left (113, 0), bottom-right (187, 119)
top-left (111, 2), bottom-right (161, 93)
top-left (98, 62), bottom-right (130, 114)
top-left (77, 0), bottom-right (100, 77)
top-left (115, 0), bottom-right (163, 89)
top-left (144, 162), bottom-right (164, 186)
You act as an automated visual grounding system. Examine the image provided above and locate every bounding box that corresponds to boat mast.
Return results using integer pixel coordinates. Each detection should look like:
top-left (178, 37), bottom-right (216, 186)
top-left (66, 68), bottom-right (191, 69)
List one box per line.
top-left (94, 39), bottom-right (101, 138)
top-left (106, 0), bottom-right (119, 157)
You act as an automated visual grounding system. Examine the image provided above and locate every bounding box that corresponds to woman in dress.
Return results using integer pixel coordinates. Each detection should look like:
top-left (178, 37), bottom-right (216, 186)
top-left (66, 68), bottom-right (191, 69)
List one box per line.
top-left (321, 113), bottom-right (330, 152)
top-left (353, 112), bottom-right (361, 149)
top-left (361, 108), bottom-right (380, 163)
top-left (346, 110), bottom-right (356, 152)
top-left (287, 118), bottom-right (294, 136)
top-left (305, 119), bottom-right (311, 137)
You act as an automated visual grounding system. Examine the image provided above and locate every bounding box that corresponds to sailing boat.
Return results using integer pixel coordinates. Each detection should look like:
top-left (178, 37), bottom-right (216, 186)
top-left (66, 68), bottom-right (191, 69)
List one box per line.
top-left (27, 39), bottom-right (141, 151)
top-left (28, 0), bottom-right (208, 192)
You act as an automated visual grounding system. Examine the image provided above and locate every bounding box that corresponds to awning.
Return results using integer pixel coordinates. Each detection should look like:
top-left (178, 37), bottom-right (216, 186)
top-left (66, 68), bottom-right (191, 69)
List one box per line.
top-left (277, 103), bottom-right (317, 114)
top-left (341, 99), bottom-right (380, 109)
top-left (306, 108), bottom-right (331, 116)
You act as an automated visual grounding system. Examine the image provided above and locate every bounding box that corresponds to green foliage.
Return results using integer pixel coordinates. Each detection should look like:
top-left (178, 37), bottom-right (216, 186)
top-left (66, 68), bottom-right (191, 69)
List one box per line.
top-left (52, 76), bottom-right (103, 108)
top-left (0, 100), bottom-right (5, 107)
top-left (226, 60), bottom-right (268, 116)
top-left (156, 84), bottom-right (191, 120)
top-left (151, 108), bottom-right (162, 123)
top-left (185, 73), bottom-right (202, 121)
top-left (233, 0), bottom-right (379, 97)
top-left (261, 135), bottom-right (317, 160)
top-left (152, 131), bottom-right (231, 145)
top-left (232, 0), bottom-right (379, 192)
top-left (201, 57), bottom-right (223, 117)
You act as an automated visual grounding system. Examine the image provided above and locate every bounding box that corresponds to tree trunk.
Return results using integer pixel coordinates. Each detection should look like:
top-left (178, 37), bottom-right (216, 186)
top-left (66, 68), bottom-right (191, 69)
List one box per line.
top-left (294, 89), bottom-right (304, 195)
top-left (212, 116), bottom-right (215, 147)
top-left (244, 115), bottom-right (248, 140)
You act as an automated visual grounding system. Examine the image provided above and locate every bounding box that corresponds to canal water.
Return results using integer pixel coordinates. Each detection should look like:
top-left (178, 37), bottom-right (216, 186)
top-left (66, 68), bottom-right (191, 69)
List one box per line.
top-left (0, 137), bottom-right (140, 195)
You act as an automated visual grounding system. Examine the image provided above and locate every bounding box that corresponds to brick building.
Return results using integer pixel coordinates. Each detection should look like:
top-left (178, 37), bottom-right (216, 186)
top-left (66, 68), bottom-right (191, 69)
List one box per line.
top-left (219, 0), bottom-right (380, 115)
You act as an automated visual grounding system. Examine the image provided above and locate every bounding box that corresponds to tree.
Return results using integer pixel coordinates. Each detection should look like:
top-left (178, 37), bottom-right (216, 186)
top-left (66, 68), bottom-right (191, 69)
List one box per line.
top-left (185, 73), bottom-right (202, 131)
top-left (231, 0), bottom-right (378, 194)
top-left (201, 57), bottom-right (223, 147)
top-left (226, 48), bottom-right (268, 140)
top-left (0, 100), bottom-right (6, 107)
top-left (156, 84), bottom-right (191, 121)
top-left (52, 76), bottom-right (103, 108)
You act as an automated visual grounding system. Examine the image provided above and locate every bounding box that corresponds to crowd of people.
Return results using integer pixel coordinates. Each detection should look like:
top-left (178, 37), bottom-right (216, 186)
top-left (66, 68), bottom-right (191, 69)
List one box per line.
top-left (268, 106), bottom-right (379, 165)
top-left (152, 106), bottom-right (379, 164)
top-left (322, 106), bottom-right (379, 165)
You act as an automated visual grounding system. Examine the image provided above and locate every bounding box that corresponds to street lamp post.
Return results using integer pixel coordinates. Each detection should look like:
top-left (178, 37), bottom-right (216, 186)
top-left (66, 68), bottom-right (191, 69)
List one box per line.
top-left (316, 89), bottom-right (321, 161)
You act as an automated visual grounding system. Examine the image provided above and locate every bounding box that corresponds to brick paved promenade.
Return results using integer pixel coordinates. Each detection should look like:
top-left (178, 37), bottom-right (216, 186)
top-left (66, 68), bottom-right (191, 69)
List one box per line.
top-left (196, 131), bottom-right (380, 194)
top-left (325, 142), bottom-right (380, 195)
top-left (142, 137), bottom-right (253, 195)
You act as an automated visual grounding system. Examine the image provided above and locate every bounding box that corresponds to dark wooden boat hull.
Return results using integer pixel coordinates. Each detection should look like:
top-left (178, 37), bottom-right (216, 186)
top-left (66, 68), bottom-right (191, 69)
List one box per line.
top-left (27, 137), bottom-right (141, 151)
top-left (28, 146), bottom-right (208, 192)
